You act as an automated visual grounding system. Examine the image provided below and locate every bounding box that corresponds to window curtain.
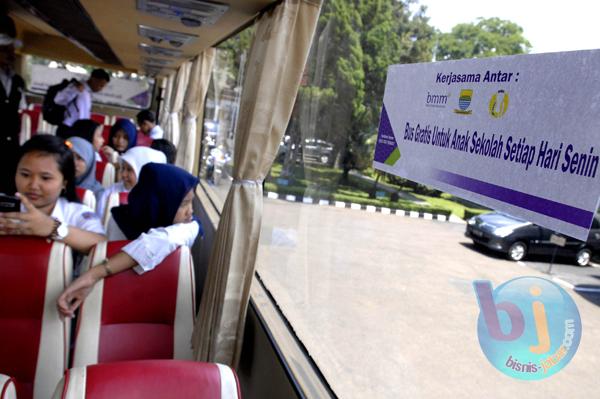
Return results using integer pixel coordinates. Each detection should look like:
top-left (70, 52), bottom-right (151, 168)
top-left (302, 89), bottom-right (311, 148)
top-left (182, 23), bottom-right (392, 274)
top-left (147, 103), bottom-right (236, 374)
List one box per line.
top-left (158, 74), bottom-right (174, 129)
top-left (164, 61), bottom-right (191, 147)
top-left (192, 0), bottom-right (323, 367)
top-left (176, 49), bottom-right (216, 173)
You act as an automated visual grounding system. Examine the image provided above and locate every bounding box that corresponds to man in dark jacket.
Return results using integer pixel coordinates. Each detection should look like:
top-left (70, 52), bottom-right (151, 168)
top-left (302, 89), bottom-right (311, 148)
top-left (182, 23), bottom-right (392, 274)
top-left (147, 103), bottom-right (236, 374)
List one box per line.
top-left (0, 14), bottom-right (25, 194)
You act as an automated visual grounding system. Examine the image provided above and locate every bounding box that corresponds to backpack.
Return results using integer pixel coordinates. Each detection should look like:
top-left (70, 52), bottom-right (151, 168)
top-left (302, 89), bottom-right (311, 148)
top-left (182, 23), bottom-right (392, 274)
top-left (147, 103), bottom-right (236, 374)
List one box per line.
top-left (42, 79), bottom-right (76, 125)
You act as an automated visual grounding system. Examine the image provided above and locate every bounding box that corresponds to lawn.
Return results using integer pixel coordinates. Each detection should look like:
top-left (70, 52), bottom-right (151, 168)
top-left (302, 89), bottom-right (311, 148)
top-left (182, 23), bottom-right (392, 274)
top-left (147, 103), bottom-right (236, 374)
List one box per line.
top-left (265, 162), bottom-right (488, 218)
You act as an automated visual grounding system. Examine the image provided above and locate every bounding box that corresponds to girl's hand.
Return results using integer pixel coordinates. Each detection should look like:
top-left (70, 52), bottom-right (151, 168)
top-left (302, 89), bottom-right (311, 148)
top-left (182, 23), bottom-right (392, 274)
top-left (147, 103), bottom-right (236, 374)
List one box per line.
top-left (101, 145), bottom-right (115, 160)
top-left (0, 193), bottom-right (55, 237)
top-left (57, 266), bottom-right (105, 318)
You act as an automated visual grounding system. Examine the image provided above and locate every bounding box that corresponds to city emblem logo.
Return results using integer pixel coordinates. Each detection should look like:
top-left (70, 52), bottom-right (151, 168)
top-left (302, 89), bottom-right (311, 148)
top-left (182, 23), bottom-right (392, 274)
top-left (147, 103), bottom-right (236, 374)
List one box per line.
top-left (473, 277), bottom-right (581, 380)
top-left (454, 89), bottom-right (473, 114)
top-left (489, 89), bottom-right (509, 118)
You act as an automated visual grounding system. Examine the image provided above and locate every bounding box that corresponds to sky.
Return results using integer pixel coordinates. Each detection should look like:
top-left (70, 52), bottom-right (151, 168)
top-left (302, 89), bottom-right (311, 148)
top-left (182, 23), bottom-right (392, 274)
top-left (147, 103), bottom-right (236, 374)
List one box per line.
top-left (413, 0), bottom-right (600, 54)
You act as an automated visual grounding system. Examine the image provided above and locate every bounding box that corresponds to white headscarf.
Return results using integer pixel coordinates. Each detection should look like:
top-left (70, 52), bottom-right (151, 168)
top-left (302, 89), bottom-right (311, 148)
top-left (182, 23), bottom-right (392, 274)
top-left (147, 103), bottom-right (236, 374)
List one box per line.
top-left (120, 147), bottom-right (167, 179)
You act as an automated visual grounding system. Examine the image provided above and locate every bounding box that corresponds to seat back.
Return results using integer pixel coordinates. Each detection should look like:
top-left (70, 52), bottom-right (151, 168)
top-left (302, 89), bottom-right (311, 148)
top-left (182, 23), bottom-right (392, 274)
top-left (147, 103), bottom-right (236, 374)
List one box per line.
top-left (54, 360), bottom-right (240, 399)
top-left (73, 241), bottom-right (195, 367)
top-left (0, 238), bottom-right (72, 399)
top-left (90, 113), bottom-right (108, 125)
top-left (20, 109), bottom-right (41, 144)
top-left (101, 192), bottom-right (128, 229)
top-left (136, 132), bottom-right (153, 147)
top-left (95, 161), bottom-right (115, 188)
top-left (0, 374), bottom-right (17, 399)
top-left (75, 187), bottom-right (96, 210)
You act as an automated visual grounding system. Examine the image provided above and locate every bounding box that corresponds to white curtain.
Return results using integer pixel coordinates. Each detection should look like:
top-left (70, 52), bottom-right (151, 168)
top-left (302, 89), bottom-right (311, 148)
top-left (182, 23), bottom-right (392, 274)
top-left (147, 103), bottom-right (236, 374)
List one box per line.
top-left (192, 0), bottom-right (323, 367)
top-left (158, 75), bottom-right (174, 129)
top-left (164, 62), bottom-right (192, 147)
top-left (176, 49), bottom-right (216, 173)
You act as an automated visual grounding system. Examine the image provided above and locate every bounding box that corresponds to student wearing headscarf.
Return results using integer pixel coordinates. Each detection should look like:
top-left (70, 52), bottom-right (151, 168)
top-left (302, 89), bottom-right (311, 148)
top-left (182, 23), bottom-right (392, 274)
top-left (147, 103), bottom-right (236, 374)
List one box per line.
top-left (68, 119), bottom-right (104, 161)
top-left (57, 163), bottom-right (202, 318)
top-left (101, 119), bottom-right (137, 161)
top-left (68, 137), bottom-right (104, 201)
top-left (96, 146), bottom-right (166, 219)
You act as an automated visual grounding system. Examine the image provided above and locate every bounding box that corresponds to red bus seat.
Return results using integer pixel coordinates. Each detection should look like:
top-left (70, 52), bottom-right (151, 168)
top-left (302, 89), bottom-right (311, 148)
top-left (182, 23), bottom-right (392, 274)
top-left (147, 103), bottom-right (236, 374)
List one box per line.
top-left (101, 192), bottom-right (128, 229)
top-left (53, 360), bottom-right (241, 399)
top-left (90, 114), bottom-right (108, 125)
top-left (95, 161), bottom-right (115, 188)
top-left (20, 109), bottom-right (41, 144)
top-left (136, 132), bottom-right (152, 147)
top-left (75, 187), bottom-right (96, 211)
top-left (72, 241), bottom-right (195, 367)
top-left (0, 238), bottom-right (73, 399)
top-left (0, 374), bottom-right (17, 399)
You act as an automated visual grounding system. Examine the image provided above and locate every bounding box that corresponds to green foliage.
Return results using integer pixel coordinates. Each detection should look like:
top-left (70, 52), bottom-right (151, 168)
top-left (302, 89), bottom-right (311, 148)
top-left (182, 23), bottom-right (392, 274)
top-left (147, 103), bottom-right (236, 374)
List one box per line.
top-left (436, 17), bottom-right (532, 60)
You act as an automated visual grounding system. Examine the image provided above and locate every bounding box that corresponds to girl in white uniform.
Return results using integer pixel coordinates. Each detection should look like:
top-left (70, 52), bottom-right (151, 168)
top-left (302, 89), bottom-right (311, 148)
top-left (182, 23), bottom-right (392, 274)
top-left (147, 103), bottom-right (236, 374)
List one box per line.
top-left (0, 135), bottom-right (105, 253)
top-left (58, 163), bottom-right (202, 317)
top-left (96, 146), bottom-right (166, 220)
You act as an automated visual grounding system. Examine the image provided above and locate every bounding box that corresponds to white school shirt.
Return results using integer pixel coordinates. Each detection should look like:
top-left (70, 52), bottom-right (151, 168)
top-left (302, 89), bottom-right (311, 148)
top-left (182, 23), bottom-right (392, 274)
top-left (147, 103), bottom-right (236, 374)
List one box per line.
top-left (49, 197), bottom-right (105, 234)
top-left (54, 82), bottom-right (92, 126)
top-left (0, 69), bottom-right (26, 110)
top-left (96, 181), bottom-right (127, 221)
top-left (106, 218), bottom-right (199, 274)
top-left (149, 125), bottom-right (164, 139)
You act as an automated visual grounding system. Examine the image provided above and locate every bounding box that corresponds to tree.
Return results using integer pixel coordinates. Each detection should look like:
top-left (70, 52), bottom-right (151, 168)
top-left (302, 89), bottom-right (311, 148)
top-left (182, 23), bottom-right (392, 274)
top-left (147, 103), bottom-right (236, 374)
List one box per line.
top-left (436, 17), bottom-right (531, 61)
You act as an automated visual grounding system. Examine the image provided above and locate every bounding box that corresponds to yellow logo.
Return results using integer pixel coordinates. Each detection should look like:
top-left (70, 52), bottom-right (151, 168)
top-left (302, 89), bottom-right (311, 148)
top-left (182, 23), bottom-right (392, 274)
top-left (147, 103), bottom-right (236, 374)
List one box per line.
top-left (454, 89), bottom-right (473, 114)
top-left (489, 90), bottom-right (509, 118)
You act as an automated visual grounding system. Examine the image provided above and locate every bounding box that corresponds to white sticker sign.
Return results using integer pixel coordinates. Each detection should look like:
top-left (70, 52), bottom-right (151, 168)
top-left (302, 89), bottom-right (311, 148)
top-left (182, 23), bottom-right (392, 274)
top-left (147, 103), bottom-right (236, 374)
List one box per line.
top-left (28, 64), bottom-right (152, 109)
top-left (373, 50), bottom-right (600, 240)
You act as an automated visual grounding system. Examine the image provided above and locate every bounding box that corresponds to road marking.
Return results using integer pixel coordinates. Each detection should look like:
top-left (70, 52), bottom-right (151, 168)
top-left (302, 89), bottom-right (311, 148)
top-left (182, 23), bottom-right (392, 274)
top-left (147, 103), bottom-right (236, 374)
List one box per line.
top-left (335, 201), bottom-right (345, 208)
top-left (396, 209), bottom-right (406, 216)
top-left (436, 214), bottom-right (447, 222)
top-left (285, 195), bottom-right (296, 202)
top-left (381, 207), bottom-right (391, 215)
top-left (552, 277), bottom-right (574, 290)
top-left (517, 261), bottom-right (527, 267)
top-left (574, 286), bottom-right (600, 293)
top-left (319, 199), bottom-right (329, 206)
top-left (366, 205), bottom-right (376, 213)
top-left (267, 192), bottom-right (278, 199)
top-left (303, 196), bottom-right (313, 204)
top-left (409, 211), bottom-right (419, 218)
top-left (423, 213), bottom-right (433, 220)
top-left (350, 203), bottom-right (361, 210)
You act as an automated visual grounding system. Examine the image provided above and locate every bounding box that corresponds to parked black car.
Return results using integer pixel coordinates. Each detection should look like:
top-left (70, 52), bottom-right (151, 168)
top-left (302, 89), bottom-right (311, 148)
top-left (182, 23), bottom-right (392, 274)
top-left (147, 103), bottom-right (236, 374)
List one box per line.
top-left (465, 212), bottom-right (600, 266)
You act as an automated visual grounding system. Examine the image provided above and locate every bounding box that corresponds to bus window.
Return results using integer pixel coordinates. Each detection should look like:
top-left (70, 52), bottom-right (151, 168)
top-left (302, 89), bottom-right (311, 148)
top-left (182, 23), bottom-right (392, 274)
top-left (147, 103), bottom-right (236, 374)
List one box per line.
top-left (199, 28), bottom-right (253, 209)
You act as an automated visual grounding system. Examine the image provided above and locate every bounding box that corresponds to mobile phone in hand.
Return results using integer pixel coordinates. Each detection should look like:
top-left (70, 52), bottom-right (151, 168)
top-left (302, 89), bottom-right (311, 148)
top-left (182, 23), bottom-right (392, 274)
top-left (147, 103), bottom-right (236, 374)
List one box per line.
top-left (0, 194), bottom-right (21, 212)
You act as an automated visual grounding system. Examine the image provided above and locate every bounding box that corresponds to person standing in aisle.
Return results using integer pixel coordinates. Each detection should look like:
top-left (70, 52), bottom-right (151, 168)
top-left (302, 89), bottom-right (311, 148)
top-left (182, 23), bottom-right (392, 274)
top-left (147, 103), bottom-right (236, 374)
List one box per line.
top-left (54, 68), bottom-right (110, 139)
top-left (0, 14), bottom-right (26, 195)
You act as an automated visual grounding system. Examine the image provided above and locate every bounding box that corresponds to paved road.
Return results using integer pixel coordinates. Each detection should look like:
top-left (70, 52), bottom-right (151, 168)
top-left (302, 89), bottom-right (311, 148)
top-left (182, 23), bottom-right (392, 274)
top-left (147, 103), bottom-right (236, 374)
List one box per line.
top-left (256, 199), bottom-right (599, 399)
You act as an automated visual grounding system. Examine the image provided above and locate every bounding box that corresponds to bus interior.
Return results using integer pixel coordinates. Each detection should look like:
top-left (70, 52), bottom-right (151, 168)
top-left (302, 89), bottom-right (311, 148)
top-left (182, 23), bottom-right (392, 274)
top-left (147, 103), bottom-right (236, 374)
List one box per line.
top-left (0, 0), bottom-right (598, 398)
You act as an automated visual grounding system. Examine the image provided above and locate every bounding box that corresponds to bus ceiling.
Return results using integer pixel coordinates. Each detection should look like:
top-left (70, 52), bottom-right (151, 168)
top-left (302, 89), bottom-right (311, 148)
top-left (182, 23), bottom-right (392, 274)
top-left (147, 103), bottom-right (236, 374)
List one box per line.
top-left (6, 0), bottom-right (278, 76)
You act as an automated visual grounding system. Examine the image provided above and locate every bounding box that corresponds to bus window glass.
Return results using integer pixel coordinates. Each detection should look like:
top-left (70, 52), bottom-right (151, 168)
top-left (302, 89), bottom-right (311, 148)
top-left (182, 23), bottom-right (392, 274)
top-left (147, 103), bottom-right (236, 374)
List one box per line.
top-left (254, 2), bottom-right (599, 398)
top-left (199, 29), bottom-right (253, 209)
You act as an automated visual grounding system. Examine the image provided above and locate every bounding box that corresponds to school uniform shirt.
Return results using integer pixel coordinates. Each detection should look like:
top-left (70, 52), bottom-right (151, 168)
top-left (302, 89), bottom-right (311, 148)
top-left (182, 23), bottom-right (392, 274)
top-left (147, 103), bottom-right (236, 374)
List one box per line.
top-left (106, 218), bottom-right (199, 274)
top-left (149, 125), bottom-right (164, 139)
top-left (54, 82), bottom-right (92, 127)
top-left (21, 197), bottom-right (105, 235)
top-left (96, 181), bottom-right (127, 221)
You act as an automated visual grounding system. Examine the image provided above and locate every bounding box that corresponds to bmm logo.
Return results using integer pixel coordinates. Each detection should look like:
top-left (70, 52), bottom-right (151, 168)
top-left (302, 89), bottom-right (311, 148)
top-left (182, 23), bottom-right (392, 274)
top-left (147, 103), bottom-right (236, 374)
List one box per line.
top-left (454, 89), bottom-right (473, 114)
top-left (473, 277), bottom-right (581, 380)
top-left (426, 92), bottom-right (449, 108)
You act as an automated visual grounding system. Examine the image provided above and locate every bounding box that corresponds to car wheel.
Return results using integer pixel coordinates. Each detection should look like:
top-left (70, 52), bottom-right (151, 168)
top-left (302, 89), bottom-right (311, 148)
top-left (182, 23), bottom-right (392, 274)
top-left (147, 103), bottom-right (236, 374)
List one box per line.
top-left (507, 241), bottom-right (527, 261)
top-left (575, 248), bottom-right (592, 267)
